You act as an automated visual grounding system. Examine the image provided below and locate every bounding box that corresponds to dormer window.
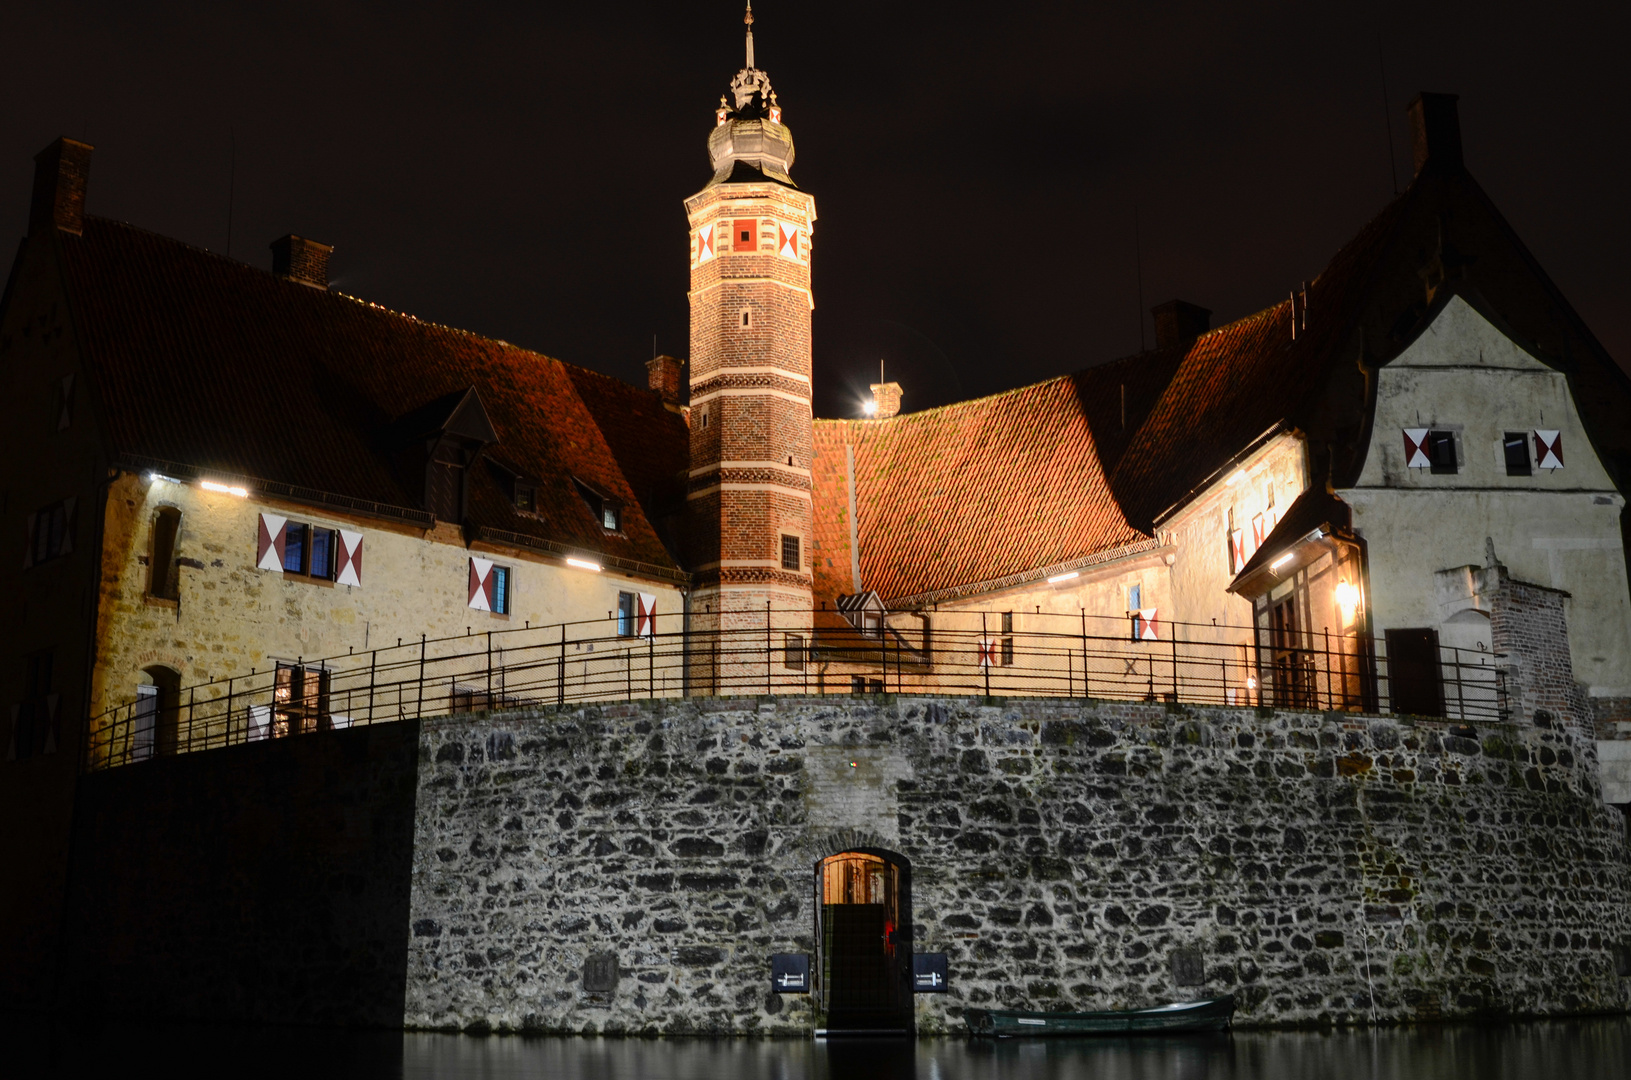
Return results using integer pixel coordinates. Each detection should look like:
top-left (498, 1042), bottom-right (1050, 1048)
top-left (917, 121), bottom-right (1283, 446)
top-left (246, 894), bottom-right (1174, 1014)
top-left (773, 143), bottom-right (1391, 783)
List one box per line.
top-left (514, 482), bottom-right (536, 512)
top-left (574, 479), bottom-right (623, 532)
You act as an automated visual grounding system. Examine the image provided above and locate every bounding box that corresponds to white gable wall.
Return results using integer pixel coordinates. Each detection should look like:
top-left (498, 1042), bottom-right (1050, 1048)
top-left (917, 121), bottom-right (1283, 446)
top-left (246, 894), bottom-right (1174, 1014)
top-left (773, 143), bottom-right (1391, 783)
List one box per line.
top-left (1342, 294), bottom-right (1631, 703)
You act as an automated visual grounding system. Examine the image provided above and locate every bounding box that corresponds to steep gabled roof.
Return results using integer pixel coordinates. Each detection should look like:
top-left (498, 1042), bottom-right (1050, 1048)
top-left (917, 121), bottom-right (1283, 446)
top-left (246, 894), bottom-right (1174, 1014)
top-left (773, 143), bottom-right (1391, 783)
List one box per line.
top-left (812, 368), bottom-right (1152, 606)
top-left (54, 216), bottom-right (689, 575)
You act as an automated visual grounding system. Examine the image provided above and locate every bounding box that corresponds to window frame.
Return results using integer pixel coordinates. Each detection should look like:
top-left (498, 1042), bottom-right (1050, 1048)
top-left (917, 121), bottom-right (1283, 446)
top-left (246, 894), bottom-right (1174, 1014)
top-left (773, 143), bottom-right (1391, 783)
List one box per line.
top-left (280, 519), bottom-right (338, 581)
top-left (780, 533), bottom-right (801, 571)
top-left (1427, 430), bottom-right (1459, 475)
top-left (490, 564), bottom-right (512, 615)
top-left (785, 633), bottom-right (805, 671)
top-left (27, 499), bottom-right (73, 566)
top-left (617, 591), bottom-right (636, 636)
top-left (148, 506), bottom-right (182, 600)
top-left (272, 661), bottom-right (331, 737)
top-left (1503, 431), bottom-right (1532, 476)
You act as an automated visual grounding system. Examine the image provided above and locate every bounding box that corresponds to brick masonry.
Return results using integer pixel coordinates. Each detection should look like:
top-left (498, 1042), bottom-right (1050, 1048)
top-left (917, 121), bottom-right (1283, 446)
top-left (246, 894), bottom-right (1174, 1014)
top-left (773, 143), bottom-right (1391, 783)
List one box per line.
top-left (405, 694), bottom-right (1631, 1034)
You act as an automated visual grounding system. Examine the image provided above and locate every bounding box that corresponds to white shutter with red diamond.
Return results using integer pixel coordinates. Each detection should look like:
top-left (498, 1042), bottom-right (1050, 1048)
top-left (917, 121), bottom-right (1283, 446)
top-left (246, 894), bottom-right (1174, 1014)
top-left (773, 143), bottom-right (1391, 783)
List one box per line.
top-left (976, 638), bottom-right (998, 667)
top-left (1134, 608), bottom-right (1159, 641)
top-left (336, 530), bottom-right (363, 587)
top-left (695, 222), bottom-right (715, 265)
top-left (1533, 430), bottom-right (1564, 470)
top-left (1229, 529), bottom-right (1246, 573)
top-left (1251, 513), bottom-right (1265, 551)
top-left (778, 222), bottom-right (800, 260)
top-left (636, 593), bottom-right (657, 638)
top-left (1403, 429), bottom-right (1431, 468)
top-left (256, 514), bottom-right (287, 571)
top-left (468, 557), bottom-right (494, 611)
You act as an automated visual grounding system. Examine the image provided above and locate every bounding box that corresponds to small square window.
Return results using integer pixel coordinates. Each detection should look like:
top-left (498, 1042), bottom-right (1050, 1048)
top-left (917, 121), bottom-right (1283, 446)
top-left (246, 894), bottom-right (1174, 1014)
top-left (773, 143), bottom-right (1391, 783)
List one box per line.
top-left (514, 483), bottom-right (535, 512)
top-left (1128, 584), bottom-right (1141, 611)
top-left (282, 521), bottom-right (336, 579)
top-left (733, 218), bottom-right (758, 252)
top-left (617, 591), bottom-right (635, 636)
top-left (1000, 611), bottom-right (1013, 634)
top-left (781, 534), bottom-right (801, 571)
top-left (602, 504), bottom-right (621, 531)
top-left (282, 522), bottom-right (306, 573)
top-left (785, 634), bottom-right (805, 670)
top-left (1503, 432), bottom-right (1531, 476)
top-left (1428, 430), bottom-right (1458, 475)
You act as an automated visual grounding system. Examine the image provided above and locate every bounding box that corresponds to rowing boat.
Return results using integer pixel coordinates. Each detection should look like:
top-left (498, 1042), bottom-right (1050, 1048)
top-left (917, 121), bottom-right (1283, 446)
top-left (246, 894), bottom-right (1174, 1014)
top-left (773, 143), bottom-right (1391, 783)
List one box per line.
top-left (965, 995), bottom-right (1235, 1037)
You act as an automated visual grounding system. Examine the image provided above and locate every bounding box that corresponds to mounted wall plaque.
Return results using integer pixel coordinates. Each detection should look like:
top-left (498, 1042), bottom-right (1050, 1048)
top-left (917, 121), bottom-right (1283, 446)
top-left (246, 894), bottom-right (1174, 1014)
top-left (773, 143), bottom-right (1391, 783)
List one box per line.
top-left (771, 953), bottom-right (810, 993)
top-left (913, 952), bottom-right (949, 993)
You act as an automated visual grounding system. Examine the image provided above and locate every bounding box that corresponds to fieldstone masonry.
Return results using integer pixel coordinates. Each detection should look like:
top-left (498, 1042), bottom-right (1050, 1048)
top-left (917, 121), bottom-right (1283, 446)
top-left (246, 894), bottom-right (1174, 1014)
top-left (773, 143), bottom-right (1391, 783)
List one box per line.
top-left (405, 694), bottom-right (1631, 1034)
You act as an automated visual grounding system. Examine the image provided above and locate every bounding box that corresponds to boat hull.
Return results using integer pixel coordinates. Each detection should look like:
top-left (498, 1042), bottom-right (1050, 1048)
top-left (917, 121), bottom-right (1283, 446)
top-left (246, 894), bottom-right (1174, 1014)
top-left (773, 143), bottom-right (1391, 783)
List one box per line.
top-left (966, 995), bottom-right (1235, 1037)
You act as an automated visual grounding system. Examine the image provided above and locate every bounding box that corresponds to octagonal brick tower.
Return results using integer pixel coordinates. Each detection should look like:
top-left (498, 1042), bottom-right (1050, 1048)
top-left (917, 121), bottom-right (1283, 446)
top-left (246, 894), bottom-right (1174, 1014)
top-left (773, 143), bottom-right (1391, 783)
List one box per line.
top-left (685, 4), bottom-right (815, 688)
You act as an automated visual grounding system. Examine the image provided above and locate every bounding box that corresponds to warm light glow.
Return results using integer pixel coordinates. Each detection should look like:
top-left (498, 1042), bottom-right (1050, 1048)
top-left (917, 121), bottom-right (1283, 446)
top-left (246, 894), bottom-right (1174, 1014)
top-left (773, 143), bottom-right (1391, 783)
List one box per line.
top-left (1270, 552), bottom-right (1295, 571)
top-left (1335, 580), bottom-right (1361, 623)
top-left (862, 398), bottom-right (878, 416)
top-left (200, 480), bottom-right (249, 498)
top-left (1246, 676), bottom-right (1258, 690)
top-left (1047, 571), bottom-right (1080, 584)
top-left (566, 558), bottom-right (602, 572)
top-left (147, 471), bottom-right (183, 485)
top-left (1226, 469), bottom-right (1247, 486)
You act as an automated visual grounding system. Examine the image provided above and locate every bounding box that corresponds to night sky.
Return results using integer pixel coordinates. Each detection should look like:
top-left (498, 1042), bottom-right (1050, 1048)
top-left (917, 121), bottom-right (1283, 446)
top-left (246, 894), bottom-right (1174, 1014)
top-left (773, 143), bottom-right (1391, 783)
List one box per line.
top-left (4, 1), bottom-right (1627, 419)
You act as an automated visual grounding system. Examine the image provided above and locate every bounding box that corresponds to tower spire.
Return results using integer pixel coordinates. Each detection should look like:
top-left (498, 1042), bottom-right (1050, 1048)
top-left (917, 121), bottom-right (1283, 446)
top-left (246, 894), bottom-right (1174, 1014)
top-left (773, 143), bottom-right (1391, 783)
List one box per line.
top-left (745, 2), bottom-right (755, 70)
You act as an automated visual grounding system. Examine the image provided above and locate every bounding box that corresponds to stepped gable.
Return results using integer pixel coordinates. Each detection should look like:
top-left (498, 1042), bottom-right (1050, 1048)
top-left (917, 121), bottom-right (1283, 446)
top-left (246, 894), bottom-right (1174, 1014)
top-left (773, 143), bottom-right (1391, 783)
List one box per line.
top-left (55, 216), bottom-right (686, 572)
top-left (1112, 165), bottom-right (1631, 531)
top-left (812, 373), bottom-right (1149, 606)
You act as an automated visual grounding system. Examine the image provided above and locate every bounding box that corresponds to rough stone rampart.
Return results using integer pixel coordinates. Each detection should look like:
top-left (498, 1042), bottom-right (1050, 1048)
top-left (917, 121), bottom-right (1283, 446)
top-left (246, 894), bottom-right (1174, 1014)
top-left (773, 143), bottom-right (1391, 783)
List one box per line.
top-left (405, 695), bottom-right (1631, 1033)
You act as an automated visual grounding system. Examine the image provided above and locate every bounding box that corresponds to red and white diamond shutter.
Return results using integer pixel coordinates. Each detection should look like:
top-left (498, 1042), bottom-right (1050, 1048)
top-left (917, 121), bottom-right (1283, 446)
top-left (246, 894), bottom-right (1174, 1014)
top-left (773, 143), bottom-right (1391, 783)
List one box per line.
top-left (1229, 529), bottom-right (1246, 573)
top-left (468, 557), bottom-right (495, 611)
top-left (256, 514), bottom-right (288, 572)
top-left (1251, 513), bottom-right (1265, 551)
top-left (695, 222), bottom-right (715, 265)
top-left (976, 638), bottom-right (998, 668)
top-left (1403, 429), bottom-right (1431, 468)
top-left (1533, 430), bottom-right (1564, 470)
top-left (335, 530), bottom-right (363, 586)
top-left (778, 222), bottom-right (800, 261)
top-left (1134, 608), bottom-right (1159, 641)
top-left (636, 593), bottom-right (657, 638)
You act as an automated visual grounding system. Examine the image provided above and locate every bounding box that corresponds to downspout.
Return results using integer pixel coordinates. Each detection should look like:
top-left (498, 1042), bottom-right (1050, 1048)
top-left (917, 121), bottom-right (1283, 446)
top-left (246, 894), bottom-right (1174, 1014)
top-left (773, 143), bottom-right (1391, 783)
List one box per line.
top-left (681, 589), bottom-right (691, 698)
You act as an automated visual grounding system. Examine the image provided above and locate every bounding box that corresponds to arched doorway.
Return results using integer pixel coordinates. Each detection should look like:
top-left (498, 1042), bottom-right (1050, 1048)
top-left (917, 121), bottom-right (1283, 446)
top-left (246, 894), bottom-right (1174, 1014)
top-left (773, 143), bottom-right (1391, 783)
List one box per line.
top-left (814, 849), bottom-right (913, 1033)
top-left (133, 665), bottom-right (181, 760)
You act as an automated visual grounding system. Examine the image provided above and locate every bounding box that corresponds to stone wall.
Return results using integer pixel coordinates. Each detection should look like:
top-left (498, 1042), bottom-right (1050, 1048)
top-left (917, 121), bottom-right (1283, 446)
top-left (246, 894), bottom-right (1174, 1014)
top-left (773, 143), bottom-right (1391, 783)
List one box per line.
top-left (59, 721), bottom-right (421, 1026)
top-left (405, 694), bottom-right (1631, 1034)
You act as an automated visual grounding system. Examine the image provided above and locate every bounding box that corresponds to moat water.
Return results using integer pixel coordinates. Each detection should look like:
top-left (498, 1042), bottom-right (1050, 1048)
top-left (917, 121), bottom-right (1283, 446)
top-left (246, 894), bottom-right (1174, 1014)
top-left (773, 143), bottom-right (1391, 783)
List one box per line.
top-left (10, 1017), bottom-right (1630, 1079)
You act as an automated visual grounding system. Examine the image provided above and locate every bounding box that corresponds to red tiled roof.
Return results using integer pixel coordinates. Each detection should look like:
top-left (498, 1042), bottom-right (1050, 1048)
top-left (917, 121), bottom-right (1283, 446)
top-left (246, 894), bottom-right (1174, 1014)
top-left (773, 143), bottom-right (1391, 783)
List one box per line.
top-left (56, 217), bottom-right (688, 574)
top-left (813, 373), bottom-right (1151, 605)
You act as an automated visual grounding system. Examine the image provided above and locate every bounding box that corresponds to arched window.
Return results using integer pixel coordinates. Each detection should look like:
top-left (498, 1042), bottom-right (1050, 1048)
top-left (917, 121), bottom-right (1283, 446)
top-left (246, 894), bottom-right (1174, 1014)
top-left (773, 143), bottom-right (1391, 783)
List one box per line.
top-left (133, 665), bottom-right (181, 760)
top-left (149, 507), bottom-right (181, 600)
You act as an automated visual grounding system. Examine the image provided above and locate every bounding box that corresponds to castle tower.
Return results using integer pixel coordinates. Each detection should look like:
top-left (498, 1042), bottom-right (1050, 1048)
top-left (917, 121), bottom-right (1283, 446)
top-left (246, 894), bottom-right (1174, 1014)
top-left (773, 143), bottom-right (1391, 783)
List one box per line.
top-left (685, 3), bottom-right (815, 689)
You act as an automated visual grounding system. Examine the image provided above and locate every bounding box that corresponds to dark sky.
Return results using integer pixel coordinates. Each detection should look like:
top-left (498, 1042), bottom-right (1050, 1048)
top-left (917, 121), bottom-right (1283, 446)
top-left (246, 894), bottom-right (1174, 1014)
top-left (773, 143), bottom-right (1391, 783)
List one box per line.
top-left (4, 1), bottom-right (1627, 419)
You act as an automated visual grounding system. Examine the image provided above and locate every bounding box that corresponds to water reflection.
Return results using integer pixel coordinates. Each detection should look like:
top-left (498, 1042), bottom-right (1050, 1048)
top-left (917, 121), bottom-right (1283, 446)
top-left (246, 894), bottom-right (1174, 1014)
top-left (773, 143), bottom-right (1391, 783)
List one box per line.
top-left (9, 1016), bottom-right (1627, 1079)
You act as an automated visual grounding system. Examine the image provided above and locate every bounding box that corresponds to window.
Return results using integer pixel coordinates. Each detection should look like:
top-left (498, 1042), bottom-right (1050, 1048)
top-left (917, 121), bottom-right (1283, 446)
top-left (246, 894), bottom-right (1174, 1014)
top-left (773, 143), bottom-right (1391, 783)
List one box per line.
top-left (574, 480), bottom-right (622, 532)
top-left (1128, 584), bottom-right (1141, 611)
top-left (273, 662), bottom-right (330, 737)
top-left (741, 310), bottom-right (752, 328)
top-left (10, 650), bottom-right (55, 760)
top-left (1427, 430), bottom-right (1458, 475)
top-left (282, 520), bottom-right (337, 579)
top-left (149, 507), bottom-right (181, 600)
top-left (1000, 611), bottom-right (1014, 666)
top-left (785, 634), bottom-right (805, 671)
top-left (491, 565), bottom-right (511, 615)
top-left (733, 219), bottom-right (757, 252)
top-left (26, 499), bottom-right (74, 567)
top-left (781, 534), bottom-right (801, 571)
top-left (617, 591), bottom-right (636, 636)
top-left (514, 483), bottom-right (536, 512)
top-left (1504, 432), bottom-right (1532, 476)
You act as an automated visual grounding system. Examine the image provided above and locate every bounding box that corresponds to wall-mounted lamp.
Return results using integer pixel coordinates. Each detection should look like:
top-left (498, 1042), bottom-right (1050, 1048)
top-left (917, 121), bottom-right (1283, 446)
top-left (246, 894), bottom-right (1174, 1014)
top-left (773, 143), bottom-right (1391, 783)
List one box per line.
top-left (147, 471), bottom-right (183, 485)
top-left (200, 480), bottom-right (249, 498)
top-left (1269, 552), bottom-right (1294, 571)
top-left (1047, 570), bottom-right (1079, 584)
top-left (566, 558), bottom-right (602, 573)
top-left (1335, 580), bottom-right (1361, 624)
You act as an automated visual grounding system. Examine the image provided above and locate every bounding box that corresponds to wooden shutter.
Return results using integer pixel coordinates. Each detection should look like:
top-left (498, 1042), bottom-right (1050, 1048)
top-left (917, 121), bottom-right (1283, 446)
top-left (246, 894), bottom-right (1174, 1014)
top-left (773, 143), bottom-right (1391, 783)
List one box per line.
top-left (468, 557), bottom-right (494, 611)
top-left (1403, 429), bottom-right (1431, 468)
top-left (257, 514), bottom-right (288, 571)
top-left (733, 218), bottom-right (758, 252)
top-left (336, 530), bottom-right (363, 587)
top-left (1386, 628), bottom-right (1444, 717)
top-left (778, 222), bottom-right (799, 260)
top-left (637, 593), bottom-right (657, 638)
top-left (1135, 608), bottom-right (1159, 641)
top-left (1533, 430), bottom-right (1564, 470)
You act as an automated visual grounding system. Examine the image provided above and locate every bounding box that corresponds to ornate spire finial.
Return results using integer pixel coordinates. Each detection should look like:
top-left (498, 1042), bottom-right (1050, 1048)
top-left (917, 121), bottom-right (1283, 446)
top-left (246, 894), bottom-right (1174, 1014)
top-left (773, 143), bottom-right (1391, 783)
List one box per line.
top-left (744, 2), bottom-right (755, 69)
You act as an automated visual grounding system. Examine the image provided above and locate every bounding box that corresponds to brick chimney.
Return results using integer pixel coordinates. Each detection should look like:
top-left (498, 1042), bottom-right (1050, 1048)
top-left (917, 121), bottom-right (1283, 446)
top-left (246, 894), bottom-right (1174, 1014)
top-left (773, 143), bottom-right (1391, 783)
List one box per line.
top-left (869, 381), bottom-right (903, 420)
top-left (269, 234), bottom-right (333, 289)
top-left (30, 138), bottom-right (94, 236)
top-left (1151, 300), bottom-right (1212, 349)
top-left (647, 354), bottom-right (685, 405)
top-left (1408, 92), bottom-right (1463, 177)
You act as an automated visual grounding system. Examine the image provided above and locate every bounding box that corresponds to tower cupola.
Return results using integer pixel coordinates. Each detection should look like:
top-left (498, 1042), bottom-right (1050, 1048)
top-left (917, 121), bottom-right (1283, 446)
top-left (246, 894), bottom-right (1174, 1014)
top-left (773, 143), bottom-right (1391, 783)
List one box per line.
top-left (707, 2), bottom-right (795, 185)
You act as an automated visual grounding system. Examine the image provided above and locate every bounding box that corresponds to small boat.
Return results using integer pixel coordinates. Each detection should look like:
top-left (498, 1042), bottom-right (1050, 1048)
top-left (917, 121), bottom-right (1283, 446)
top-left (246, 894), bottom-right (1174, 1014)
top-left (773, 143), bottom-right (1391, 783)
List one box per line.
top-left (965, 995), bottom-right (1235, 1037)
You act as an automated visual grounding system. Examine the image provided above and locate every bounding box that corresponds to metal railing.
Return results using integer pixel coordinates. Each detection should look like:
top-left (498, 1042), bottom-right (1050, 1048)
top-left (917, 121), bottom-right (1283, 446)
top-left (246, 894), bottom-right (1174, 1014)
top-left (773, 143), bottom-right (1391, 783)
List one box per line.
top-left (84, 609), bottom-right (1510, 771)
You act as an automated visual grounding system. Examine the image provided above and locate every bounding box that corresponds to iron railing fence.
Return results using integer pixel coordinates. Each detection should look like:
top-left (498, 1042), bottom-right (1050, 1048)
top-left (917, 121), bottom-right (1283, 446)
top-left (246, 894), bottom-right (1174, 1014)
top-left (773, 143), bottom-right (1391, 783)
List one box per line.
top-left (84, 608), bottom-right (1509, 771)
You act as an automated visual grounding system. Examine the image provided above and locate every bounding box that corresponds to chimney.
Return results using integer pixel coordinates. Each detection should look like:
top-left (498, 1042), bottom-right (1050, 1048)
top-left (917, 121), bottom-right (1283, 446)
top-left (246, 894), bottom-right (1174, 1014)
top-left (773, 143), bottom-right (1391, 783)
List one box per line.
top-left (269, 234), bottom-right (333, 289)
top-left (1151, 300), bottom-right (1212, 349)
top-left (1408, 92), bottom-right (1463, 177)
top-left (30, 138), bottom-right (94, 236)
top-left (869, 381), bottom-right (903, 420)
top-left (647, 354), bottom-right (685, 405)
